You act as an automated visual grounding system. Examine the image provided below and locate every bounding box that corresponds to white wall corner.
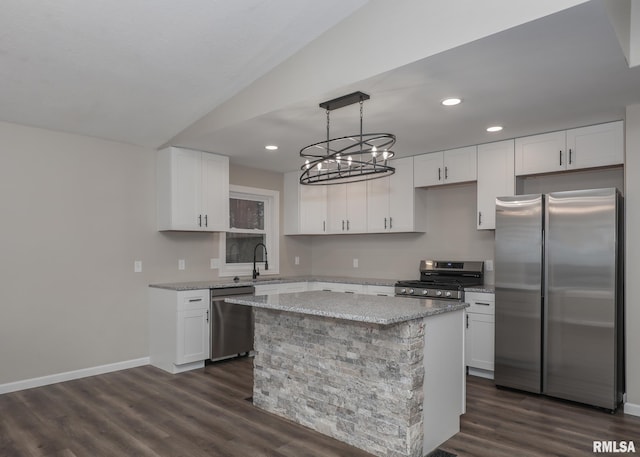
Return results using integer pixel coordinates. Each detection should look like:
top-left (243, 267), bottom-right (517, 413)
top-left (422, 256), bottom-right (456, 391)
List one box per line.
top-left (0, 357), bottom-right (150, 395)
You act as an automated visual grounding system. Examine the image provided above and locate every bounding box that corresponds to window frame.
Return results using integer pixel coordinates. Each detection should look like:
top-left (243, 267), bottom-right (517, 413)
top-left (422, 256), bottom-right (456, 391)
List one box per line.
top-left (219, 185), bottom-right (279, 278)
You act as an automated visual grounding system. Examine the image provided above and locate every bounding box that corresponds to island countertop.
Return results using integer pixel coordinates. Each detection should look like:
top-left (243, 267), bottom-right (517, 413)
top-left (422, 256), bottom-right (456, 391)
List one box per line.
top-left (225, 290), bottom-right (468, 325)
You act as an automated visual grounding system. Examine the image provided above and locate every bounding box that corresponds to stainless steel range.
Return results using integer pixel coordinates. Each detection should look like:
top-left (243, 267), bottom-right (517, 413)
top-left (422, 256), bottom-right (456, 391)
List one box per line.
top-left (395, 260), bottom-right (484, 300)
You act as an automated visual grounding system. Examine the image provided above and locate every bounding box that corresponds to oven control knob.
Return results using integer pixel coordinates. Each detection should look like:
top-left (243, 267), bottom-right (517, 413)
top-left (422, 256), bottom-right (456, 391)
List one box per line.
top-left (435, 290), bottom-right (442, 297)
top-left (422, 289), bottom-right (429, 296)
top-left (445, 291), bottom-right (452, 298)
top-left (409, 289), bottom-right (415, 294)
top-left (400, 288), bottom-right (407, 294)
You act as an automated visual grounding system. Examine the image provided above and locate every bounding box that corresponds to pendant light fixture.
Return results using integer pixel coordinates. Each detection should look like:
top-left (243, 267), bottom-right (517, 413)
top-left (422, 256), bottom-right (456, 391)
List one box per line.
top-left (299, 91), bottom-right (395, 185)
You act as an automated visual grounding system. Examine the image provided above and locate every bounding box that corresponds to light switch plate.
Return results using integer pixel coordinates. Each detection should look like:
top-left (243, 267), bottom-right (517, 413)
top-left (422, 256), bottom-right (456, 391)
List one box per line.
top-left (485, 259), bottom-right (494, 271)
top-left (353, 258), bottom-right (359, 268)
top-left (294, 256), bottom-right (300, 265)
top-left (210, 258), bottom-right (220, 269)
top-left (134, 261), bottom-right (142, 273)
top-left (178, 259), bottom-right (185, 270)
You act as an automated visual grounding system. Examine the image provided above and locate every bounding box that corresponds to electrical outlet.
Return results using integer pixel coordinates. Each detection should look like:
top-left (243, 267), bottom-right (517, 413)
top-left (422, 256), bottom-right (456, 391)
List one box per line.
top-left (353, 258), bottom-right (359, 268)
top-left (134, 261), bottom-right (142, 273)
top-left (178, 259), bottom-right (185, 270)
top-left (485, 260), bottom-right (494, 272)
top-left (210, 258), bottom-right (220, 269)
top-left (294, 256), bottom-right (300, 265)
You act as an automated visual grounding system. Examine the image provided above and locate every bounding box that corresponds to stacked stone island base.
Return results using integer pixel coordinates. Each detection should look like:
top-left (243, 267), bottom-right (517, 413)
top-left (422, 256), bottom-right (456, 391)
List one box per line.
top-left (226, 291), bottom-right (466, 457)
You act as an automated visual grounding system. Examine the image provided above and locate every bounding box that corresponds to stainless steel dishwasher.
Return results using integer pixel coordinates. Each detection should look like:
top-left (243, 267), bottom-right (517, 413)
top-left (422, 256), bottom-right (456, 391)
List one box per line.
top-left (210, 286), bottom-right (255, 361)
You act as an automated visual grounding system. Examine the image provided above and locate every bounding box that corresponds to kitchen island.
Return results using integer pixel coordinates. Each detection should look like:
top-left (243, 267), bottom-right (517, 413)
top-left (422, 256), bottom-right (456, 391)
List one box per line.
top-left (226, 290), bottom-right (467, 457)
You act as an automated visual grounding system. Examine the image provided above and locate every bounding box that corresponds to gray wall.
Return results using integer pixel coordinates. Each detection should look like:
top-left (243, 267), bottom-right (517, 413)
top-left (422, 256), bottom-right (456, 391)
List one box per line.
top-left (0, 122), bottom-right (305, 386)
top-left (309, 183), bottom-right (496, 282)
top-left (624, 104), bottom-right (640, 412)
top-left (0, 121), bottom-right (184, 384)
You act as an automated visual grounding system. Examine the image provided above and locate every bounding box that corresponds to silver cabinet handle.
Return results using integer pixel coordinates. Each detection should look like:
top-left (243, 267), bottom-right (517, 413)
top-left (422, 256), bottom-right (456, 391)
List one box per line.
top-left (478, 211), bottom-right (482, 226)
top-left (445, 166), bottom-right (448, 180)
top-left (466, 314), bottom-right (469, 329)
top-left (323, 221), bottom-right (326, 232)
top-left (389, 217), bottom-right (392, 229)
top-left (204, 214), bottom-right (208, 227)
top-left (384, 217), bottom-right (387, 229)
top-left (198, 214), bottom-right (202, 227)
top-left (347, 220), bottom-right (350, 230)
top-left (189, 298), bottom-right (203, 302)
top-left (476, 302), bottom-right (491, 306)
top-left (569, 149), bottom-right (573, 165)
top-left (342, 220), bottom-right (345, 231)
top-left (206, 309), bottom-right (209, 323)
top-left (559, 150), bottom-right (563, 166)
top-left (438, 167), bottom-right (442, 181)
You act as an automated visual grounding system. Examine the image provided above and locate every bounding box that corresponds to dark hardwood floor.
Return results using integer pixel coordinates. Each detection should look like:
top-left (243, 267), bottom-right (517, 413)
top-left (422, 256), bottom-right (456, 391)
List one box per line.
top-left (1, 357), bottom-right (638, 456)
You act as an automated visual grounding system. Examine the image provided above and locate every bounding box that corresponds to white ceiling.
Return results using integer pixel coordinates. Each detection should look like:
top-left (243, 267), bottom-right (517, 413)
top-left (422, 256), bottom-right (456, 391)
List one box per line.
top-left (2, 1), bottom-right (640, 174)
top-left (0, 0), bottom-right (367, 147)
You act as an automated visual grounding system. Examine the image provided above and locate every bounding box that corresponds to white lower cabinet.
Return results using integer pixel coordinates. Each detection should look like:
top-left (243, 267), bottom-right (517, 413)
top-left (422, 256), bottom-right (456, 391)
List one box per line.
top-left (254, 282), bottom-right (308, 295)
top-left (465, 292), bottom-right (495, 379)
top-left (150, 288), bottom-right (211, 374)
top-left (365, 285), bottom-right (395, 296)
top-left (309, 282), bottom-right (364, 294)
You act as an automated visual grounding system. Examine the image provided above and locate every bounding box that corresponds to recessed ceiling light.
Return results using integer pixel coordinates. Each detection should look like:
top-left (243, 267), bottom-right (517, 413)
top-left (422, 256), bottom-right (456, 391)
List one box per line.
top-left (441, 98), bottom-right (462, 106)
top-left (486, 125), bottom-right (503, 132)
top-left (265, 145), bottom-right (278, 150)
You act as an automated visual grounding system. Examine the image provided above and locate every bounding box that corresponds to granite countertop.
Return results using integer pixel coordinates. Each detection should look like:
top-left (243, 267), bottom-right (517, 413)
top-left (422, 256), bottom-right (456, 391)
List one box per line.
top-left (148, 275), bottom-right (397, 291)
top-left (225, 290), bottom-right (468, 325)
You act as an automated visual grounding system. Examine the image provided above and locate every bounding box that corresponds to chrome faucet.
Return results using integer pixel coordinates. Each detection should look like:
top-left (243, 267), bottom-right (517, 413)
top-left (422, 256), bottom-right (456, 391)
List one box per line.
top-left (252, 242), bottom-right (268, 279)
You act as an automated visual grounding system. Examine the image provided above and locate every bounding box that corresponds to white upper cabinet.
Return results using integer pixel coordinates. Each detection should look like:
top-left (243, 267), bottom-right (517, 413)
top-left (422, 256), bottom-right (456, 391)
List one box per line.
top-left (566, 121), bottom-right (624, 170)
top-left (327, 181), bottom-right (367, 233)
top-left (367, 157), bottom-right (420, 233)
top-left (284, 171), bottom-right (327, 235)
top-left (477, 140), bottom-right (515, 230)
top-left (414, 146), bottom-right (477, 187)
top-left (157, 147), bottom-right (229, 231)
top-left (515, 121), bottom-right (623, 176)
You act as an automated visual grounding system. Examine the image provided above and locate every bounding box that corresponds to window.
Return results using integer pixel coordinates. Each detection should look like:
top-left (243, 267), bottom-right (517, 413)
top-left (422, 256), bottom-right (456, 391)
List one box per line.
top-left (219, 185), bottom-right (279, 277)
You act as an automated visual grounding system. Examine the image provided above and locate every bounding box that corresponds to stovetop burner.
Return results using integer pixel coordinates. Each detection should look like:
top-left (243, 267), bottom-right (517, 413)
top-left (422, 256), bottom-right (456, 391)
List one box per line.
top-left (395, 260), bottom-right (484, 300)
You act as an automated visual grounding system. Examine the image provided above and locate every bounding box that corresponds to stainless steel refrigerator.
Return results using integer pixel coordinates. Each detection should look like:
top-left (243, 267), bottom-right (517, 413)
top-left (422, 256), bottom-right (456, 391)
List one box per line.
top-left (494, 188), bottom-right (624, 410)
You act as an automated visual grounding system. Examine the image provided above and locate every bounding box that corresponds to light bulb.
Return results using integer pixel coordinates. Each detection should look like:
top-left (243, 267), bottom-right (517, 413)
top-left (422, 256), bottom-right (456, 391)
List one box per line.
top-left (317, 162), bottom-right (322, 171)
top-left (305, 159), bottom-right (310, 169)
top-left (347, 156), bottom-right (353, 166)
top-left (382, 150), bottom-right (389, 160)
top-left (371, 145), bottom-right (378, 157)
top-left (336, 154), bottom-right (341, 165)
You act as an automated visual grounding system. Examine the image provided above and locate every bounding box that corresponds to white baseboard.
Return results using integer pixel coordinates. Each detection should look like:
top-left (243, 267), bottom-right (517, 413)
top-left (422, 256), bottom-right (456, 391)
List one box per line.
top-left (0, 357), bottom-right (150, 395)
top-left (624, 401), bottom-right (640, 417)
top-left (467, 367), bottom-right (494, 380)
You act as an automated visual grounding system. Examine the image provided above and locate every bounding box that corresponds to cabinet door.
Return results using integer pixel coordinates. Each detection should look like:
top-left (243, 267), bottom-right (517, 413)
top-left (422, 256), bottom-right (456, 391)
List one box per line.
top-left (388, 157), bottom-right (415, 232)
top-left (326, 184), bottom-right (347, 232)
top-left (477, 140), bottom-right (515, 230)
top-left (566, 121), bottom-right (623, 170)
top-left (176, 308), bottom-right (210, 364)
top-left (201, 152), bottom-right (229, 231)
top-left (299, 184), bottom-right (327, 234)
top-left (443, 146), bottom-right (477, 184)
top-left (366, 174), bottom-right (390, 232)
top-left (346, 181), bottom-right (368, 233)
top-left (413, 151), bottom-right (444, 187)
top-left (515, 130), bottom-right (566, 176)
top-left (171, 148), bottom-right (202, 230)
top-left (327, 182), bottom-right (367, 233)
top-left (465, 313), bottom-right (495, 371)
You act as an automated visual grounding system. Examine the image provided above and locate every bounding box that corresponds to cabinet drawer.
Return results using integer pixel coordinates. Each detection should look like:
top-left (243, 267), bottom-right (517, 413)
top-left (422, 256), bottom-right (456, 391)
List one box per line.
top-left (465, 292), bottom-right (495, 315)
top-left (177, 290), bottom-right (210, 311)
